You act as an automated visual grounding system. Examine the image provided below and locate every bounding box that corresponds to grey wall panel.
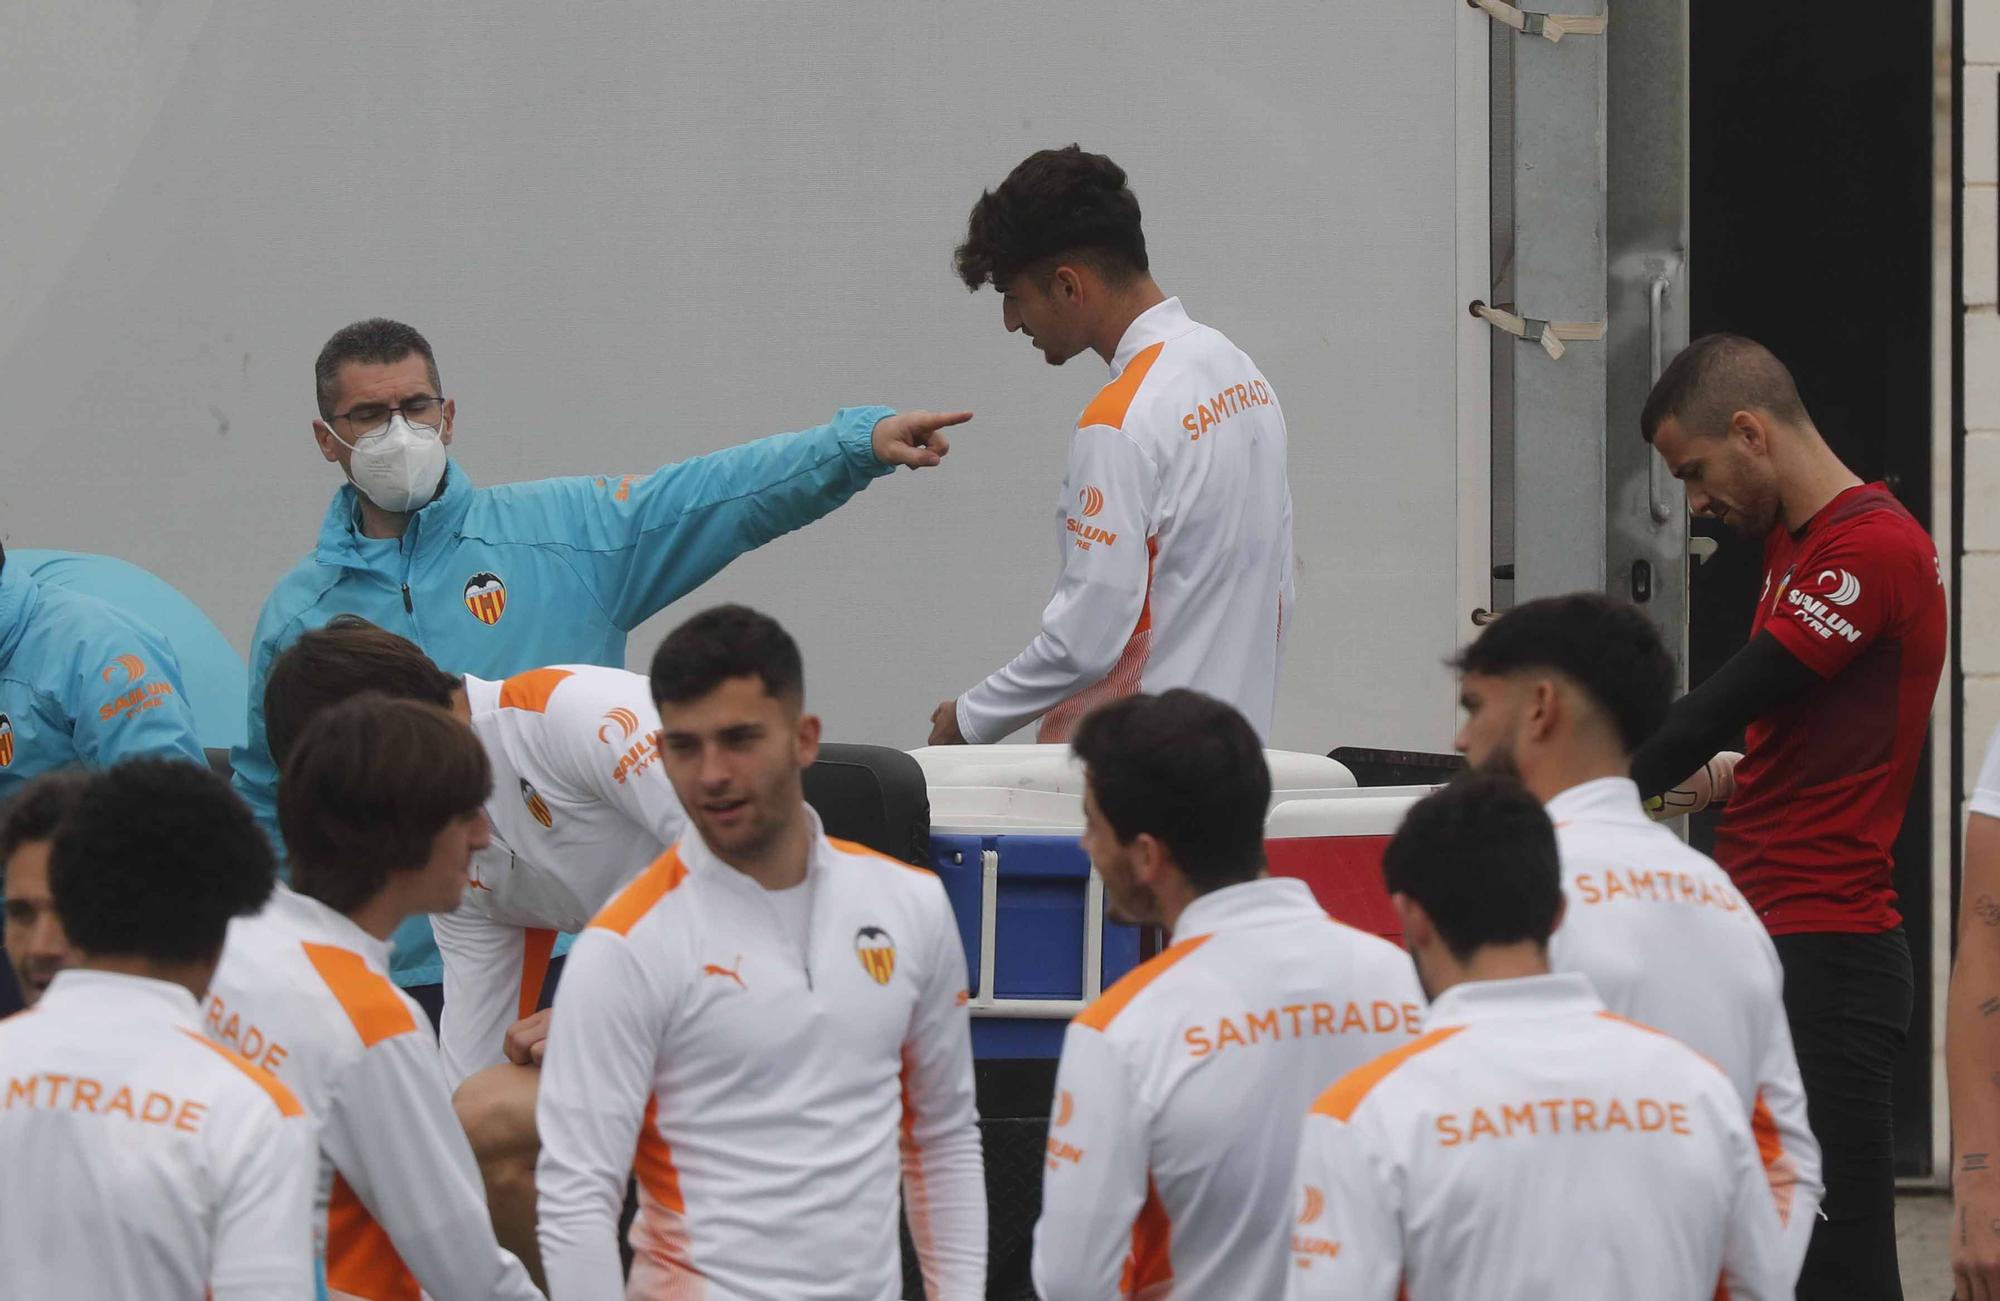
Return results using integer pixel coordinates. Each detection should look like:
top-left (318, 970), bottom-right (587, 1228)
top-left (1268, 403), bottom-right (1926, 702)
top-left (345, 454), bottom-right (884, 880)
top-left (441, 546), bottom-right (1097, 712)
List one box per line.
top-left (1, 0), bottom-right (1475, 752)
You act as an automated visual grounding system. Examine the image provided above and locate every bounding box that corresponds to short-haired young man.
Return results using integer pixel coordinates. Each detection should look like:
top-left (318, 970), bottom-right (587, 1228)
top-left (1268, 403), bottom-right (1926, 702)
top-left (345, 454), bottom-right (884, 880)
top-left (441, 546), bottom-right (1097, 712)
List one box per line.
top-left (0, 770), bottom-right (88, 1006)
top-left (0, 759), bottom-right (316, 1299)
top-left (235, 316), bottom-right (971, 998)
top-left (1633, 333), bottom-right (1945, 1295)
top-left (1287, 775), bottom-right (1788, 1301)
top-left (1452, 593), bottom-right (1821, 1280)
top-left (537, 605), bottom-right (985, 1298)
top-left (205, 695), bottom-right (541, 1300)
top-left (931, 146), bottom-right (1295, 746)
top-left (1031, 690), bottom-right (1422, 1300)
top-left (263, 615), bottom-right (684, 1085)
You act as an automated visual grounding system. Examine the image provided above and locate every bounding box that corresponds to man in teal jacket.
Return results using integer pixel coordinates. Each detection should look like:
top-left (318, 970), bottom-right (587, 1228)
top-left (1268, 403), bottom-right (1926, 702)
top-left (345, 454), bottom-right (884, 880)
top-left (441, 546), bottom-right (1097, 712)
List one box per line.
top-left (234, 318), bottom-right (967, 990)
top-left (0, 543), bottom-right (208, 807)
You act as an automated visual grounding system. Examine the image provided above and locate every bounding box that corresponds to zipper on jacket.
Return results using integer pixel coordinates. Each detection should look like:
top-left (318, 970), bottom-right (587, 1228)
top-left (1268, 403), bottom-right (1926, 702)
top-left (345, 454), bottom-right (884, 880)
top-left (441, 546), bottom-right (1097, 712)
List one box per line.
top-left (400, 583), bottom-right (413, 613)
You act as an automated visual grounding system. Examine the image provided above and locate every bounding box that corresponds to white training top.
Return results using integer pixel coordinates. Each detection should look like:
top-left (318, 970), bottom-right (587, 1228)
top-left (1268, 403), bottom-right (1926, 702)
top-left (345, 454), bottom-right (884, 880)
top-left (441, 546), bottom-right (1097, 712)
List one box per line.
top-left (433, 665), bottom-right (685, 1081)
top-left (1546, 777), bottom-right (1822, 1280)
top-left (536, 811), bottom-right (986, 1300)
top-left (1032, 877), bottom-right (1424, 1301)
top-left (0, 968), bottom-right (318, 1299)
top-left (1287, 972), bottom-right (1790, 1301)
top-left (1972, 720), bottom-right (2000, 819)
top-left (206, 885), bottom-right (540, 1301)
top-left (956, 296), bottom-right (1296, 743)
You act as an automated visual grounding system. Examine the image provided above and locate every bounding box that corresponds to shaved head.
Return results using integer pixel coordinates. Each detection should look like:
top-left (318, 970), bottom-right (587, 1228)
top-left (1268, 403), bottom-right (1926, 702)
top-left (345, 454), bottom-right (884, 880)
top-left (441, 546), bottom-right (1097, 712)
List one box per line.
top-left (1640, 333), bottom-right (1808, 443)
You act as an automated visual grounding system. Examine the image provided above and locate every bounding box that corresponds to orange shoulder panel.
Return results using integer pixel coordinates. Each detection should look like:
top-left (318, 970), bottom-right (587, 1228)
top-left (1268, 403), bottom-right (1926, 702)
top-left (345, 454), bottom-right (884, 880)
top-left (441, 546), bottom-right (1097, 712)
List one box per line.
top-left (1596, 1010), bottom-right (1727, 1076)
top-left (1074, 932), bottom-right (1212, 1032)
top-left (591, 849), bottom-right (689, 936)
top-left (300, 943), bottom-right (419, 1049)
top-left (1309, 1025), bottom-right (1464, 1122)
top-left (827, 836), bottom-right (935, 877)
top-left (1077, 341), bottom-right (1166, 432)
top-left (178, 1028), bottom-right (306, 1118)
top-left (497, 667), bottom-right (574, 713)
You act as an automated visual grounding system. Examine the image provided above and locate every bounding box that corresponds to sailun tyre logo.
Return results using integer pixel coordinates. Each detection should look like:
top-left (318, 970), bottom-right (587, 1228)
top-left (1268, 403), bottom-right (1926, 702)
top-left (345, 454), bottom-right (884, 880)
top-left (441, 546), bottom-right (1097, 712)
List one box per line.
top-left (101, 653), bottom-right (147, 685)
top-left (463, 572), bottom-right (508, 625)
top-left (1298, 1185), bottom-right (1325, 1225)
top-left (1078, 484), bottom-right (1105, 518)
top-left (598, 707), bottom-right (641, 745)
top-left (0, 714), bottom-right (12, 768)
top-left (1818, 568), bottom-right (1861, 607)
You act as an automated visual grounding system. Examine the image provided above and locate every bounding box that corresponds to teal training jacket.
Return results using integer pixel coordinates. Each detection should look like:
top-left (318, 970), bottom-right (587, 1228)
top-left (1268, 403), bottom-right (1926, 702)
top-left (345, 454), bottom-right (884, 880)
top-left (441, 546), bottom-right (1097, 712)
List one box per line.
top-left (231, 407), bottom-right (896, 985)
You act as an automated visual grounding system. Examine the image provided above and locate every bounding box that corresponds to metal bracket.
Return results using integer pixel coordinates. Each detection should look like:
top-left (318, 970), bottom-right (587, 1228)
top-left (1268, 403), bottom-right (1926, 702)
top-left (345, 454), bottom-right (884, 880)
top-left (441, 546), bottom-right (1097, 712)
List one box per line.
top-left (964, 848), bottom-right (1108, 1021)
top-left (1466, 0), bottom-right (1607, 43)
top-left (1469, 300), bottom-right (1607, 362)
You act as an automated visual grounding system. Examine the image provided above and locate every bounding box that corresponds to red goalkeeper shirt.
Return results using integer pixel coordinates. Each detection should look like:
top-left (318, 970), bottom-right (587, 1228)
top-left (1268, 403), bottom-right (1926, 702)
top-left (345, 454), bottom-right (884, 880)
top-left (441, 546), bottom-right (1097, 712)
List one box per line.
top-left (1715, 483), bottom-right (1945, 934)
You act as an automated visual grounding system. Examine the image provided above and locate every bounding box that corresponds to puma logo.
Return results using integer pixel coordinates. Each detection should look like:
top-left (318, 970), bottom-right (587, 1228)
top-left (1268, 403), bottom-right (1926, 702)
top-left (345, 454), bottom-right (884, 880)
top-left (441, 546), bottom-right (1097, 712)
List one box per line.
top-left (702, 955), bottom-right (746, 990)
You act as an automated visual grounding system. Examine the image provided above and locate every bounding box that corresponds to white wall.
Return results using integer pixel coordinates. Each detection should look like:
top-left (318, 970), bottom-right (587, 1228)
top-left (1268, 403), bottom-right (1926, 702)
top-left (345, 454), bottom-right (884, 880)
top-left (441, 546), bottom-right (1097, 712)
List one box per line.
top-left (0, 0), bottom-right (1483, 753)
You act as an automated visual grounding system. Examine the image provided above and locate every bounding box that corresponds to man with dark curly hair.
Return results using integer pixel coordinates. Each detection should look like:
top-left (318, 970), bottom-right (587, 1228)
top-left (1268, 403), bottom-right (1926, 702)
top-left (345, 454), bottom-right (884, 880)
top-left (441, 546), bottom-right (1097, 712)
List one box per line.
top-left (931, 146), bottom-right (1296, 747)
top-left (0, 759), bottom-right (316, 1298)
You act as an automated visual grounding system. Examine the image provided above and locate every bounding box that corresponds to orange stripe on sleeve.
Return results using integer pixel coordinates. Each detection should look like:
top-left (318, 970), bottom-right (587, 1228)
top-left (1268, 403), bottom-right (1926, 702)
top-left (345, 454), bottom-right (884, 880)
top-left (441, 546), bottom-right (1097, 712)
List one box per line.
top-left (178, 1029), bottom-right (305, 1118)
top-left (326, 1171), bottom-right (420, 1301)
top-left (496, 667), bottom-right (574, 713)
top-left (518, 927), bottom-right (558, 1021)
top-left (591, 849), bottom-right (689, 936)
top-left (1119, 1174), bottom-right (1174, 1298)
top-left (300, 943), bottom-right (419, 1048)
top-left (1309, 1026), bottom-right (1465, 1122)
top-left (1749, 1090), bottom-right (1796, 1225)
top-left (633, 1095), bottom-right (686, 1213)
top-left (1078, 342), bottom-right (1165, 432)
top-left (1073, 934), bottom-right (1211, 1032)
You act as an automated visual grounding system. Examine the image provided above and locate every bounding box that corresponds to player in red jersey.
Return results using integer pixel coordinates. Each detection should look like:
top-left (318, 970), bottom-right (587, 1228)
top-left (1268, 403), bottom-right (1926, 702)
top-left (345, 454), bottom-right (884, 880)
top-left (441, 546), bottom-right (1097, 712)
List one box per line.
top-left (1631, 334), bottom-right (1945, 1299)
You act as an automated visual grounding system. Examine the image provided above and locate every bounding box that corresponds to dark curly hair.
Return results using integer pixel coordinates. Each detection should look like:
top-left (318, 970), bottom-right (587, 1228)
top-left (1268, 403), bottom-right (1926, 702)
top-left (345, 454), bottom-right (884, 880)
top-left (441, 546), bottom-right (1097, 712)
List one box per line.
top-left (1384, 774), bottom-right (1562, 960)
top-left (50, 759), bottom-right (274, 962)
top-left (954, 145), bottom-right (1149, 291)
top-left (1451, 593), bottom-right (1675, 754)
top-left (651, 604), bottom-right (804, 708)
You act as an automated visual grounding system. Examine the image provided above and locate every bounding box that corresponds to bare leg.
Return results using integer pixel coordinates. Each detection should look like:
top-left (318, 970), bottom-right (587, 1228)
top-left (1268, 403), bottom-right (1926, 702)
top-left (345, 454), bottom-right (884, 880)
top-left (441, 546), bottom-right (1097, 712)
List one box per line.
top-left (454, 1062), bottom-right (546, 1292)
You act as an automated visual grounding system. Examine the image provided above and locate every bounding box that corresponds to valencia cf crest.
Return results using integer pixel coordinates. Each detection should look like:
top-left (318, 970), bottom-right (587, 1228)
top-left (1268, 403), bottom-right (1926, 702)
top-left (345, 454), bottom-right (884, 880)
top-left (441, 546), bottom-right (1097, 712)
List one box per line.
top-left (0, 713), bottom-right (12, 768)
top-left (463, 571), bottom-right (508, 625)
top-left (520, 779), bottom-right (553, 829)
top-left (854, 926), bottom-right (896, 985)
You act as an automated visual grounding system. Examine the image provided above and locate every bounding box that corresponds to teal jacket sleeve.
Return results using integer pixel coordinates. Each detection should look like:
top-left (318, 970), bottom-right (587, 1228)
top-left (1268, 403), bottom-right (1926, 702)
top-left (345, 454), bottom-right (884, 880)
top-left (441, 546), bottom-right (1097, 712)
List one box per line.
top-left (228, 605), bottom-right (293, 846)
top-left (475, 406), bottom-right (895, 630)
top-left (67, 616), bottom-right (207, 772)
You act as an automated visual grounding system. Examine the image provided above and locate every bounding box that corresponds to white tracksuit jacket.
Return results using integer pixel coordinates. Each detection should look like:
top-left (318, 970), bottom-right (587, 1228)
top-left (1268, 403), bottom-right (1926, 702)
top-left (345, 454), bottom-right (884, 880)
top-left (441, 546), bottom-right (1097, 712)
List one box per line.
top-left (1032, 877), bottom-right (1423, 1301)
top-left (0, 969), bottom-right (318, 1299)
top-left (1546, 776), bottom-right (1822, 1279)
top-left (1287, 972), bottom-right (1790, 1301)
top-left (535, 812), bottom-right (985, 1299)
top-left (956, 296), bottom-right (1296, 743)
top-left (434, 665), bottom-right (685, 1083)
top-left (206, 885), bottom-right (541, 1301)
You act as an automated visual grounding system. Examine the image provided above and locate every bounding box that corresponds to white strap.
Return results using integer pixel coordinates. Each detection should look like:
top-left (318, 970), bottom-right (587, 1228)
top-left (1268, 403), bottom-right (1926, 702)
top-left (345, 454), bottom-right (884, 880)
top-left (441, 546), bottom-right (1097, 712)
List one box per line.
top-left (1471, 301), bottom-right (1607, 362)
top-left (1470, 0), bottom-right (1607, 43)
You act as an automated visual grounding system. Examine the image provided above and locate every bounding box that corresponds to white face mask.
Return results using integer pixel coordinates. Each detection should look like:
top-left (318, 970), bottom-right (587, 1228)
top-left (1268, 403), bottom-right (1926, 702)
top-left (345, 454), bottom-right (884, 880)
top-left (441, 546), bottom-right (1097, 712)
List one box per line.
top-left (329, 411), bottom-right (449, 514)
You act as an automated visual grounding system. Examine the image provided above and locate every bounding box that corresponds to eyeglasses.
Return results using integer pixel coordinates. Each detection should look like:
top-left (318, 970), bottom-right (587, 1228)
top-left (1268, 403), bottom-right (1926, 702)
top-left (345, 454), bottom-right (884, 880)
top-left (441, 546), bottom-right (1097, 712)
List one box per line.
top-left (330, 395), bottom-right (446, 431)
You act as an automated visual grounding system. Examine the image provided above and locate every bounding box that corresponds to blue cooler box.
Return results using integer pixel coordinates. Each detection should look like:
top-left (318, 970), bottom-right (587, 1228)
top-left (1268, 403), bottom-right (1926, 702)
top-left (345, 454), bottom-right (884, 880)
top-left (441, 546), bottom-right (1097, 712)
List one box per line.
top-left (931, 832), bottom-right (1142, 1058)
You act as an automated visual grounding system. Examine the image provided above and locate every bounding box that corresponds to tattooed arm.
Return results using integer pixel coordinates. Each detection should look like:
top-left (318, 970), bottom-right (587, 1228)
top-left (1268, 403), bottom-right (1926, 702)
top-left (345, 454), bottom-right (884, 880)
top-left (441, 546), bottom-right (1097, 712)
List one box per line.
top-left (1950, 801), bottom-right (2000, 1301)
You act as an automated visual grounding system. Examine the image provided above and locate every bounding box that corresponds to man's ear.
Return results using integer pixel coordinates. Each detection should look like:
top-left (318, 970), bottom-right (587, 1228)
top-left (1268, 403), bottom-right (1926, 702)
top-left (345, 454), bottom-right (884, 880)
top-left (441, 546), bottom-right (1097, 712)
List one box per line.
top-left (440, 397), bottom-right (457, 446)
top-left (1730, 408), bottom-right (1770, 456)
top-left (1051, 264), bottom-right (1085, 304)
top-left (1130, 832), bottom-right (1171, 888)
top-left (313, 420), bottom-right (342, 465)
top-left (795, 711), bottom-right (822, 770)
top-left (1392, 892), bottom-right (1433, 949)
top-left (1526, 677), bottom-right (1562, 744)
